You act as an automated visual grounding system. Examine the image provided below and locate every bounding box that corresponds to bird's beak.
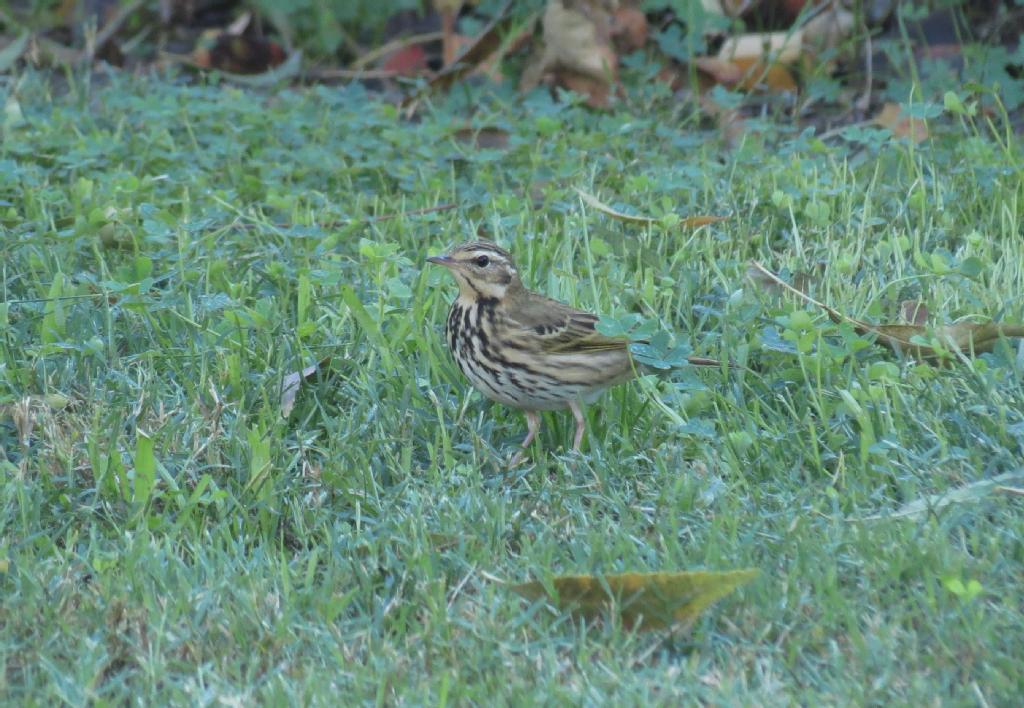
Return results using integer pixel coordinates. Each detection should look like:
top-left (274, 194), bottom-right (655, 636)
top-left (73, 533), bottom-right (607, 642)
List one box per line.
top-left (427, 254), bottom-right (455, 267)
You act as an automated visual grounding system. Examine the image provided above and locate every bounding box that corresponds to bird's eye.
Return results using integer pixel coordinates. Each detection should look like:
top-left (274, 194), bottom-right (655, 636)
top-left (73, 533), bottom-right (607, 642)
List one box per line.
top-left (475, 255), bottom-right (490, 267)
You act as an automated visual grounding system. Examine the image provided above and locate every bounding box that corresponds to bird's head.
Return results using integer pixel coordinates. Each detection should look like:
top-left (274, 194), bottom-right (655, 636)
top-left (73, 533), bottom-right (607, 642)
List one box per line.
top-left (427, 241), bottom-right (522, 300)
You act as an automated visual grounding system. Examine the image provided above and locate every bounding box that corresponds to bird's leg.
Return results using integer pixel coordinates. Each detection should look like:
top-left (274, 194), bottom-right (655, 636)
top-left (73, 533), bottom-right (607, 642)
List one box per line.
top-left (520, 410), bottom-right (542, 449)
top-left (510, 410), bottom-right (541, 466)
top-left (569, 400), bottom-right (586, 453)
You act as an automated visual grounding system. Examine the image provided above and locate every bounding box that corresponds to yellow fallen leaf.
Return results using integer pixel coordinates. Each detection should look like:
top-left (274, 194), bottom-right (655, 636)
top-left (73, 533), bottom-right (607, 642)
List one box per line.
top-left (711, 30), bottom-right (806, 93)
top-left (747, 261), bottom-right (1024, 362)
top-left (716, 31), bottom-right (804, 65)
top-left (874, 102), bottom-right (929, 143)
top-left (513, 569), bottom-right (759, 630)
top-left (871, 321), bottom-right (1024, 361)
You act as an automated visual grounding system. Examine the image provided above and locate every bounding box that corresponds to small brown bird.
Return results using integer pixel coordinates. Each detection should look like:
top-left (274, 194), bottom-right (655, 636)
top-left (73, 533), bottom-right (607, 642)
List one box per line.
top-left (427, 240), bottom-right (714, 463)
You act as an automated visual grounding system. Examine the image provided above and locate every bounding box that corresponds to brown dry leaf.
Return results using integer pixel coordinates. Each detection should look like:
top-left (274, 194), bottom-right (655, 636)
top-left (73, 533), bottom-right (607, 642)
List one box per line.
top-left (575, 188), bottom-right (727, 228)
top-left (520, 0), bottom-right (619, 109)
top-left (382, 44), bottom-right (430, 76)
top-left (191, 32), bottom-right (287, 74)
top-left (612, 4), bottom-right (647, 53)
top-left (423, 0), bottom-right (520, 95)
top-left (900, 300), bottom-right (929, 326)
top-left (733, 57), bottom-right (798, 91)
top-left (447, 33), bottom-right (506, 81)
top-left (560, 70), bottom-right (614, 107)
top-left (513, 569), bottom-right (759, 630)
top-left (693, 57), bottom-right (743, 86)
top-left (874, 103), bottom-right (929, 143)
top-left (280, 357), bottom-right (331, 417)
top-left (452, 14), bottom-right (540, 84)
top-left (714, 31), bottom-right (801, 92)
top-left (748, 261), bottom-right (1024, 362)
top-left (352, 26), bottom-right (442, 71)
top-left (693, 56), bottom-right (796, 93)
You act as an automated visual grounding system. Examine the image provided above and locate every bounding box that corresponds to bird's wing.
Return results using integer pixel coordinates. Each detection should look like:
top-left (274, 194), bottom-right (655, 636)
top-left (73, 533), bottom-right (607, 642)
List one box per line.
top-left (504, 292), bottom-right (628, 354)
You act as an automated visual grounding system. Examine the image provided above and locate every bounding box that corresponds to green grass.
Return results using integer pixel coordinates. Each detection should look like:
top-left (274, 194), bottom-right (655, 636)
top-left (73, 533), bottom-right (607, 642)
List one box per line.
top-left (1, 71), bottom-right (1023, 704)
